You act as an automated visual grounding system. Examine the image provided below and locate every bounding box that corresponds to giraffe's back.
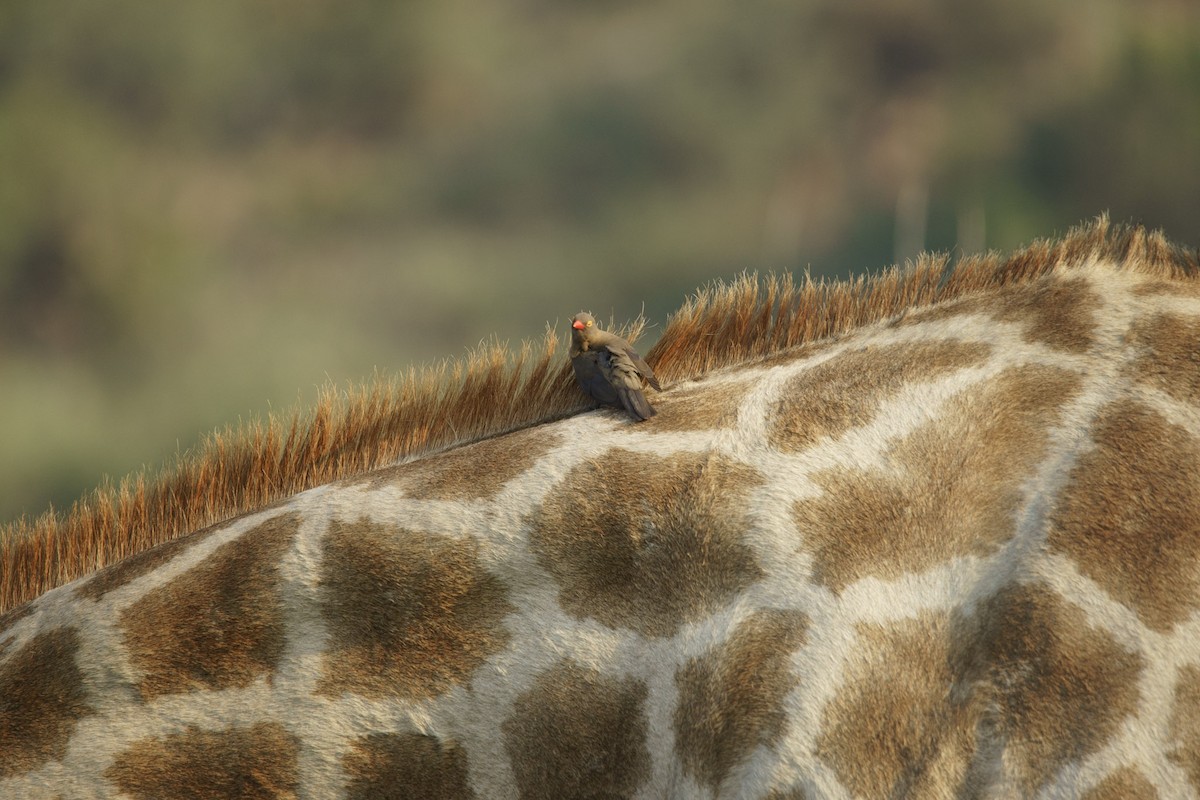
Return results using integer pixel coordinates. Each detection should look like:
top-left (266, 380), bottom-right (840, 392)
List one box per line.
top-left (3, 256), bottom-right (1200, 798)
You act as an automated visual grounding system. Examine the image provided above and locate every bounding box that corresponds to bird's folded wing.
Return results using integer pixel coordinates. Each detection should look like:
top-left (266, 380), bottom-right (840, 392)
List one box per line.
top-left (606, 344), bottom-right (660, 391)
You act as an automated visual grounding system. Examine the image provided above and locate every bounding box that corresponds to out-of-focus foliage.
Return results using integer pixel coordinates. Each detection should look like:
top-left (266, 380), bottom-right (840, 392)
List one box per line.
top-left (1, 0), bottom-right (1198, 522)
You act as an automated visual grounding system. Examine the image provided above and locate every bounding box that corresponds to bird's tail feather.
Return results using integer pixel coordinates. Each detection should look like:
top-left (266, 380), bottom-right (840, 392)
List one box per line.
top-left (619, 388), bottom-right (656, 421)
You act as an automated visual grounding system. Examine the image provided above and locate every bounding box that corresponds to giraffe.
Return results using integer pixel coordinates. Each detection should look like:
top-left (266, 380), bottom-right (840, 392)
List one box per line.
top-left (1, 219), bottom-right (1199, 799)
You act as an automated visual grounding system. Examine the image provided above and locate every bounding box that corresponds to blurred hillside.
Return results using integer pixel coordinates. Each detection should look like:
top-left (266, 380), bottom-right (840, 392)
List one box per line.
top-left (1, 0), bottom-right (1198, 523)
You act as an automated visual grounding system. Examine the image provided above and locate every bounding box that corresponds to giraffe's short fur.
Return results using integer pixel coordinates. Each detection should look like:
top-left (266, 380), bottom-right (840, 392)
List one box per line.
top-left (1127, 311), bottom-right (1200, 406)
top-left (2, 218), bottom-right (1200, 798)
top-left (104, 722), bottom-right (301, 800)
top-left (674, 609), bottom-right (810, 790)
top-left (769, 339), bottom-right (995, 452)
top-left (503, 660), bottom-right (652, 798)
top-left (317, 517), bottom-right (514, 700)
top-left (530, 449), bottom-right (764, 639)
top-left (1172, 666), bottom-right (1200, 789)
top-left (793, 364), bottom-right (1082, 593)
top-left (644, 377), bottom-right (755, 432)
top-left (816, 611), bottom-right (978, 798)
top-left (341, 732), bottom-right (474, 799)
top-left (121, 512), bottom-right (299, 701)
top-left (352, 426), bottom-right (562, 500)
top-left (1083, 768), bottom-right (1161, 800)
top-left (1049, 398), bottom-right (1200, 633)
top-left (0, 627), bottom-right (93, 780)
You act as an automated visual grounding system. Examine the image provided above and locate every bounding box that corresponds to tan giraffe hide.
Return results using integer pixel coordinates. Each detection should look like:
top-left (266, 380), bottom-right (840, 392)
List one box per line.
top-left (2, 218), bottom-right (1200, 798)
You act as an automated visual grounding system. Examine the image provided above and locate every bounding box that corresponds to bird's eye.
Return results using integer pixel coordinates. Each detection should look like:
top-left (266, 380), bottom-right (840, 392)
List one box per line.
top-left (586, 321), bottom-right (593, 327)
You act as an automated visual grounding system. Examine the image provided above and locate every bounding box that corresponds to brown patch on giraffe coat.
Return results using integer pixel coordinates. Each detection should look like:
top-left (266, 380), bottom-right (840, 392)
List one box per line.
top-left (764, 789), bottom-right (814, 800)
top-left (644, 377), bottom-right (755, 431)
top-left (529, 448), bottom-right (764, 638)
top-left (901, 274), bottom-right (1100, 352)
top-left (1049, 399), bottom-right (1200, 632)
top-left (754, 338), bottom-right (839, 372)
top-left (502, 659), bottom-right (650, 799)
top-left (816, 612), bottom-right (979, 799)
top-left (951, 584), bottom-right (1144, 796)
top-left (993, 274), bottom-right (1099, 352)
top-left (1081, 767), bottom-right (1160, 800)
top-left (819, 585), bottom-right (1143, 798)
top-left (0, 627), bottom-right (94, 778)
top-left (1134, 278), bottom-right (1200, 298)
top-left (317, 518), bottom-right (513, 699)
top-left (355, 426), bottom-right (559, 500)
top-left (771, 340), bottom-right (992, 452)
top-left (1127, 313), bottom-right (1200, 407)
top-left (674, 609), bottom-right (809, 790)
top-left (342, 732), bottom-right (474, 799)
top-left (793, 365), bottom-right (1080, 593)
top-left (75, 520), bottom-right (224, 602)
top-left (106, 722), bottom-right (299, 799)
top-left (120, 512), bottom-right (298, 700)
top-left (1169, 665), bottom-right (1200, 792)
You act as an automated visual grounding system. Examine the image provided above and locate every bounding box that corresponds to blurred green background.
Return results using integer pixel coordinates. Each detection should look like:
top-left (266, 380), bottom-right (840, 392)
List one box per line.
top-left (1, 0), bottom-right (1198, 523)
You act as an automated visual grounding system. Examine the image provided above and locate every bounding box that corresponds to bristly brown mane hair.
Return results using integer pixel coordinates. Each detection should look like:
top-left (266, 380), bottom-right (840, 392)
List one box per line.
top-left (2, 216), bottom-right (1197, 613)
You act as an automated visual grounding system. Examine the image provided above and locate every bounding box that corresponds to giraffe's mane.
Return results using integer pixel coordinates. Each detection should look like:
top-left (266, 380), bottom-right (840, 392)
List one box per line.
top-left (2, 215), bottom-right (1196, 613)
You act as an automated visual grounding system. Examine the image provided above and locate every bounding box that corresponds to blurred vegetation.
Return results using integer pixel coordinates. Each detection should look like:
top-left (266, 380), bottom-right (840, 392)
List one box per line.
top-left (1, 0), bottom-right (1198, 522)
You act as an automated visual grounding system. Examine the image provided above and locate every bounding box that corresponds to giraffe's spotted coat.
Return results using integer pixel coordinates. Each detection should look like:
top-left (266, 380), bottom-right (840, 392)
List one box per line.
top-left (794, 364), bottom-right (1081, 593)
top-left (1081, 767), bottom-right (1161, 800)
top-left (770, 339), bottom-right (993, 452)
top-left (956, 584), bottom-right (1145, 796)
top-left (902, 271), bottom-right (1101, 352)
top-left (1049, 399), bottom-right (1200, 632)
top-left (817, 612), bottom-right (978, 798)
top-left (2, 230), bottom-right (1200, 799)
top-left (1135, 278), bottom-right (1200, 298)
top-left (985, 273), bottom-right (1102, 352)
top-left (1127, 312), bottom-right (1200, 407)
top-left (342, 733), bottom-right (474, 800)
top-left (644, 376), bottom-right (755, 431)
top-left (1170, 665), bottom-right (1200, 793)
top-left (355, 426), bottom-right (561, 500)
top-left (0, 627), bottom-right (93, 779)
top-left (674, 608), bottom-right (809, 790)
top-left (105, 723), bottom-right (300, 800)
top-left (502, 659), bottom-right (652, 799)
top-left (317, 517), bottom-right (514, 700)
top-left (75, 519), bottom-right (225, 602)
top-left (530, 448), bottom-right (764, 638)
top-left (120, 512), bottom-right (299, 700)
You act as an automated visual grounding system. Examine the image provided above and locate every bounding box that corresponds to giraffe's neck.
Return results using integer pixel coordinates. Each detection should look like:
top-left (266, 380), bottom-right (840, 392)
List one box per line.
top-left (3, 229), bottom-right (1200, 799)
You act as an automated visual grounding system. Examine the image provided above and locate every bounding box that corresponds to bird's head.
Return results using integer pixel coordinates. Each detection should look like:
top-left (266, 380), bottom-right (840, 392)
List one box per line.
top-left (570, 312), bottom-right (597, 342)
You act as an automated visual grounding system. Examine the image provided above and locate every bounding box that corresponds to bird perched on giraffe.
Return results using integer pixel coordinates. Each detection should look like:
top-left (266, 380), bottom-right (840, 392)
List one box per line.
top-left (569, 311), bottom-right (661, 421)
